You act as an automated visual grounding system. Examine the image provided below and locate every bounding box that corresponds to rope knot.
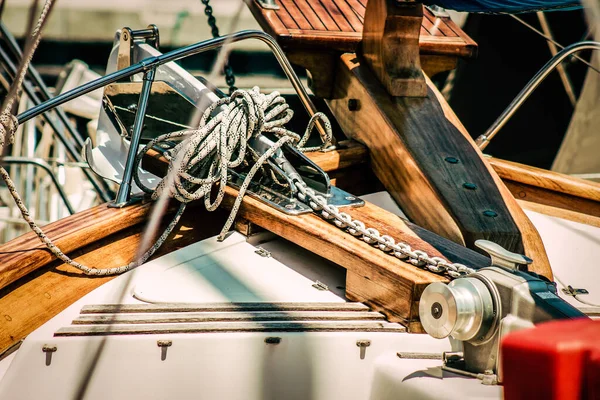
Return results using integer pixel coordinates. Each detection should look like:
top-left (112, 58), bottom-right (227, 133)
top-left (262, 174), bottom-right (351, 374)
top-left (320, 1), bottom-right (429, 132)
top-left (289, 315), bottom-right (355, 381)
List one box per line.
top-left (0, 112), bottom-right (18, 149)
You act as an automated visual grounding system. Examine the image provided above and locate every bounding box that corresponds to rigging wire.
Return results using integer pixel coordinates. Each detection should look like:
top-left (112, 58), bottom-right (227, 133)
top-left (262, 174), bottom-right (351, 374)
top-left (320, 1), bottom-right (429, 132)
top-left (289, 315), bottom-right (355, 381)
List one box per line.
top-left (509, 13), bottom-right (600, 75)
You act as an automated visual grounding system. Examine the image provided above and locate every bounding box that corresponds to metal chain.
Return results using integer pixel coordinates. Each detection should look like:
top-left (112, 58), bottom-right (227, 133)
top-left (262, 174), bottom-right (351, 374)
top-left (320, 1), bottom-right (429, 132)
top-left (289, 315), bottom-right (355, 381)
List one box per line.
top-left (201, 0), bottom-right (237, 94)
top-left (293, 180), bottom-right (476, 280)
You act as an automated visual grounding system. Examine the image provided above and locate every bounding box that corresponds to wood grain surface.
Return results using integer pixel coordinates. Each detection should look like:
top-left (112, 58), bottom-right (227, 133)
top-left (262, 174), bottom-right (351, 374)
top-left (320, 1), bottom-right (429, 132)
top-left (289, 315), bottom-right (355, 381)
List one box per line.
top-left (247, 0), bottom-right (477, 58)
top-left (326, 54), bottom-right (553, 278)
top-left (0, 208), bottom-right (225, 356)
top-left (361, 0), bottom-right (426, 97)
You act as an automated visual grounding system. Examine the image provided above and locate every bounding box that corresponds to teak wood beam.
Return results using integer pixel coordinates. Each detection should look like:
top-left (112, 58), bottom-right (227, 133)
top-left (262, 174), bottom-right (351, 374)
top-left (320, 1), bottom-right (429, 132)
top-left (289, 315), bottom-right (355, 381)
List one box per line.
top-left (326, 54), bottom-right (552, 279)
top-left (362, 0), bottom-right (427, 97)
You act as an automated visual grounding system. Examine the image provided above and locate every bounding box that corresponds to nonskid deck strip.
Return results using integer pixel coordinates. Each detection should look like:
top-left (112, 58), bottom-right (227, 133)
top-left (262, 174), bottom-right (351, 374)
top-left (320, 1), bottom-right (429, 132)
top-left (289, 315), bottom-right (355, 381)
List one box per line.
top-left (73, 311), bottom-right (386, 325)
top-left (80, 302), bottom-right (371, 314)
top-left (55, 321), bottom-right (406, 336)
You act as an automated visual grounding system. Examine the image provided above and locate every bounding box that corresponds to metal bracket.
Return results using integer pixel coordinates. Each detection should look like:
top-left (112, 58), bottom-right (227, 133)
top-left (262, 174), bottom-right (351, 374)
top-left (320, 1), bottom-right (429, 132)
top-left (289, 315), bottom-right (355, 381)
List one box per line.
top-left (257, 0), bottom-right (280, 10)
top-left (561, 285), bottom-right (589, 297)
top-left (475, 240), bottom-right (532, 270)
top-left (116, 25), bottom-right (160, 71)
top-left (228, 136), bottom-right (363, 215)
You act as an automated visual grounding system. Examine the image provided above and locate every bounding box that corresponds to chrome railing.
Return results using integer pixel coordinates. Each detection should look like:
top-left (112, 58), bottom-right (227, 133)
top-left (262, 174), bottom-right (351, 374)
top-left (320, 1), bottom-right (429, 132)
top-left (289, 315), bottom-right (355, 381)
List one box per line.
top-left (476, 41), bottom-right (600, 151)
top-left (17, 30), bottom-right (333, 206)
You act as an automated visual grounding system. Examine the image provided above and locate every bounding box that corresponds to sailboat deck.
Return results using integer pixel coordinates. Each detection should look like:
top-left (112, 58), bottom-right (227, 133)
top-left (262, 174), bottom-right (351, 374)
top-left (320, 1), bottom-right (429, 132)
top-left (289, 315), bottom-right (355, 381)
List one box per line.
top-left (248, 0), bottom-right (477, 57)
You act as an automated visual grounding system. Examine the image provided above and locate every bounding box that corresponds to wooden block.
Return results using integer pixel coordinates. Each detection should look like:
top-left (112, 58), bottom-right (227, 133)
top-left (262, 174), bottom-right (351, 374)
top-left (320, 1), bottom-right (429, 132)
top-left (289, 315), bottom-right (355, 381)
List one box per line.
top-left (362, 0), bottom-right (426, 97)
top-left (327, 54), bottom-right (553, 278)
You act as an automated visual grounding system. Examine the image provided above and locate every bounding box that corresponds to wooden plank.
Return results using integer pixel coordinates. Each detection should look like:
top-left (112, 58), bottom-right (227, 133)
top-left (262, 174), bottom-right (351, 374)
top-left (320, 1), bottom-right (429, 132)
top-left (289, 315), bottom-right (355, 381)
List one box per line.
top-left (275, 2), bottom-right (301, 29)
top-left (423, 13), bottom-right (455, 37)
top-left (489, 158), bottom-right (600, 203)
top-left (346, 0), bottom-right (366, 23)
top-left (246, 4), bottom-right (290, 40)
top-left (518, 200), bottom-right (600, 229)
top-left (333, 0), bottom-right (363, 32)
top-left (73, 311), bottom-right (385, 325)
top-left (294, 0), bottom-right (327, 30)
top-left (327, 54), bottom-right (553, 278)
top-left (305, 0), bottom-right (341, 31)
top-left (426, 72), bottom-right (553, 279)
top-left (317, 0), bottom-right (354, 32)
top-left (304, 139), bottom-right (368, 171)
top-left (247, 0), bottom-right (477, 59)
top-left (0, 201), bottom-right (155, 291)
top-left (81, 302), bottom-right (371, 314)
top-left (507, 181), bottom-right (600, 219)
top-left (55, 320), bottom-right (405, 336)
top-left (0, 208), bottom-right (224, 356)
top-left (281, 0), bottom-right (313, 30)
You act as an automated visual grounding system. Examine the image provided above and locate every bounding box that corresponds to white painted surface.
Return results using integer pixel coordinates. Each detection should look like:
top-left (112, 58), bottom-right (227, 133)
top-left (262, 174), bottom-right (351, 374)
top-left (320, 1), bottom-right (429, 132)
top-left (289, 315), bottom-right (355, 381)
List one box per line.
top-left (0, 232), bottom-right (499, 399)
top-left (525, 209), bottom-right (600, 308)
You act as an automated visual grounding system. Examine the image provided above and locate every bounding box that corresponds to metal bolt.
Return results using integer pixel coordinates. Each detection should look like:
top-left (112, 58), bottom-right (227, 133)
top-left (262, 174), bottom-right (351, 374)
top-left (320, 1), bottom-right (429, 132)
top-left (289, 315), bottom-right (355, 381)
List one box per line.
top-left (348, 99), bottom-right (359, 111)
top-left (285, 203), bottom-right (296, 210)
top-left (157, 340), bottom-right (172, 361)
top-left (431, 302), bottom-right (443, 319)
top-left (42, 345), bottom-right (57, 366)
top-left (356, 339), bottom-right (371, 360)
top-left (254, 247), bottom-right (271, 258)
top-left (345, 196), bottom-right (356, 201)
top-left (122, 31), bottom-right (129, 41)
top-left (127, 104), bottom-right (137, 111)
top-left (445, 157), bottom-right (459, 164)
top-left (463, 182), bottom-right (477, 190)
top-left (265, 337), bottom-right (281, 344)
top-left (483, 210), bottom-right (498, 218)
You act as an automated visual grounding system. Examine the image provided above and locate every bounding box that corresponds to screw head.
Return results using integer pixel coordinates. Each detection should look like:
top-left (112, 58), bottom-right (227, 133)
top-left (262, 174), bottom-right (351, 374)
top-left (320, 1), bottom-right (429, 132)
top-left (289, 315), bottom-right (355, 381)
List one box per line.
top-left (345, 196), bottom-right (356, 201)
top-left (431, 302), bottom-right (443, 319)
top-left (445, 157), bottom-right (459, 164)
top-left (483, 210), bottom-right (498, 218)
top-left (463, 182), bottom-right (477, 190)
top-left (285, 204), bottom-right (295, 210)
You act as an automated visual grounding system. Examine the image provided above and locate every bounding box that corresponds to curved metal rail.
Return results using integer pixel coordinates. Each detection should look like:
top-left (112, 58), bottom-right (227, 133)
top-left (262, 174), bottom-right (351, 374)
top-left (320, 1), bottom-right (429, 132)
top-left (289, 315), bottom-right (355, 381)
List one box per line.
top-left (18, 30), bottom-right (329, 142)
top-left (0, 157), bottom-right (76, 215)
top-left (17, 30), bottom-right (333, 206)
top-left (476, 41), bottom-right (600, 151)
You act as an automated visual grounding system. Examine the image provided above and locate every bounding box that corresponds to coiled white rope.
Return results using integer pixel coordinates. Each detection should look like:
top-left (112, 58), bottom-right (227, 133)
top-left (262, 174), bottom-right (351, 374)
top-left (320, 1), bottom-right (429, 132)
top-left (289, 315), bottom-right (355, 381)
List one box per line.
top-left (134, 86), bottom-right (332, 242)
top-left (0, 85), bottom-right (332, 275)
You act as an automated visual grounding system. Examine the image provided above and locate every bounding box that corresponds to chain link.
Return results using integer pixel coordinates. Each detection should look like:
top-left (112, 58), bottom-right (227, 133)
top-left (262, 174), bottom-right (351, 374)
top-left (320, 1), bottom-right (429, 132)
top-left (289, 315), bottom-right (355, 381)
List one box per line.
top-left (294, 180), bottom-right (476, 280)
top-left (201, 0), bottom-right (237, 94)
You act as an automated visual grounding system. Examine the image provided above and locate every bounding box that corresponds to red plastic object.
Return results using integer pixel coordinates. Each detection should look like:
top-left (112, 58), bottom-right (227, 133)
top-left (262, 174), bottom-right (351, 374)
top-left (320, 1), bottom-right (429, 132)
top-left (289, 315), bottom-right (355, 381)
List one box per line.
top-left (502, 319), bottom-right (600, 400)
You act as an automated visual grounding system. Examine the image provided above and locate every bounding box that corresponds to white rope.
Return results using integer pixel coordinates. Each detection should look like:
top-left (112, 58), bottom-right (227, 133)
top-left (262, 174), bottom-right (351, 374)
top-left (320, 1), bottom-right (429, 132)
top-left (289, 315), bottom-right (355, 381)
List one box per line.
top-left (0, 85), bottom-right (331, 275)
top-left (134, 86), bottom-right (331, 241)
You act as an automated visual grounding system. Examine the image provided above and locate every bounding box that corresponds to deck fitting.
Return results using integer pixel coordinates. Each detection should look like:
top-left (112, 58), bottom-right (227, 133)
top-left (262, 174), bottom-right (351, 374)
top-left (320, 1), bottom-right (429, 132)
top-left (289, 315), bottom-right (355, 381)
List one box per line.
top-left (356, 339), bottom-right (371, 360)
top-left (264, 337), bottom-right (282, 344)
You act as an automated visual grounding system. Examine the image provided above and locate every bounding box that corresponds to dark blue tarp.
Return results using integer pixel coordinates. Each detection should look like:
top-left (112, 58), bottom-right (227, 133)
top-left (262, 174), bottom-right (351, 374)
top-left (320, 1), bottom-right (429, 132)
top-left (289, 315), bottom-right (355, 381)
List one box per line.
top-left (423, 0), bottom-right (580, 13)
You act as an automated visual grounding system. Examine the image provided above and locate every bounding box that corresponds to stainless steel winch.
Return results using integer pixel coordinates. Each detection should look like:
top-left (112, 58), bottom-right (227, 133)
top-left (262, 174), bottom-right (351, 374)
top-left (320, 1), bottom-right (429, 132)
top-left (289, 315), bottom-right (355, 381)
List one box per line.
top-left (419, 240), bottom-right (586, 383)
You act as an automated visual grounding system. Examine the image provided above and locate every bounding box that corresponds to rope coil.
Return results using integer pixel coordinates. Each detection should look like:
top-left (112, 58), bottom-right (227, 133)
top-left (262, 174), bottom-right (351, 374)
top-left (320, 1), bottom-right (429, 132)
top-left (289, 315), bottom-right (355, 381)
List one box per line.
top-left (1, 86), bottom-right (331, 275)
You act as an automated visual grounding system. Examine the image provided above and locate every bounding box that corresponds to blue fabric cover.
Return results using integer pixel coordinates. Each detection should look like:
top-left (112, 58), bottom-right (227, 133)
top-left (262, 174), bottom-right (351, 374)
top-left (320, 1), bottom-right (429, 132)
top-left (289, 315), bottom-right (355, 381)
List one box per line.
top-left (423, 0), bottom-right (580, 13)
